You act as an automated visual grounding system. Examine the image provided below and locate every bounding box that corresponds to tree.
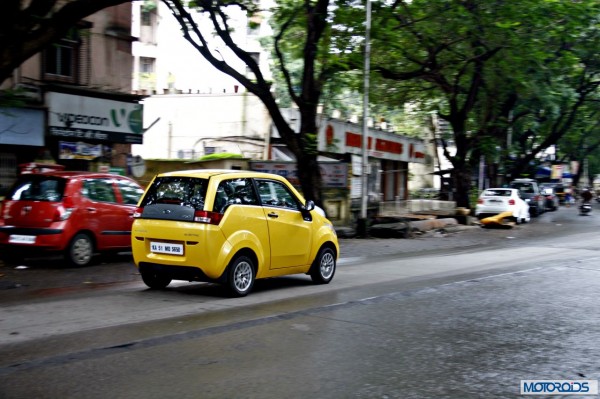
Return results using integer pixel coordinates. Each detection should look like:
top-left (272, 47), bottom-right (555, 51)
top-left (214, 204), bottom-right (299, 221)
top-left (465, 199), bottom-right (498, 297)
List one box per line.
top-left (161, 0), bottom-right (364, 206)
top-left (506, 14), bottom-right (600, 183)
top-left (363, 0), bottom-right (600, 208)
top-left (0, 0), bottom-right (136, 86)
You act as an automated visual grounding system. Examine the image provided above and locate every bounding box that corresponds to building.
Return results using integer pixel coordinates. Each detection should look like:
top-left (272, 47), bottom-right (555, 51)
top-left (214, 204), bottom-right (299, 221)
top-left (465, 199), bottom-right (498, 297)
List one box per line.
top-left (0, 4), bottom-right (143, 195)
top-left (127, 2), bottom-right (432, 225)
top-left (264, 110), bottom-right (428, 225)
top-left (130, 0), bottom-right (273, 164)
top-left (131, 0), bottom-right (273, 96)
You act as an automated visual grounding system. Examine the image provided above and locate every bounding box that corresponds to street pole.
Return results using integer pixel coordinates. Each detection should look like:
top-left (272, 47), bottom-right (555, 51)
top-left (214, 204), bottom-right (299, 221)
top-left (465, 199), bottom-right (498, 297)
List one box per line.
top-left (357, 0), bottom-right (371, 237)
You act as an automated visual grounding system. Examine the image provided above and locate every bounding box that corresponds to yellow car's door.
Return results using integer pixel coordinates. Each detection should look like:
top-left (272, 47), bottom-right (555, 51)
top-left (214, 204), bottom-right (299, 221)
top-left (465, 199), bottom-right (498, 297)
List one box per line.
top-left (256, 179), bottom-right (312, 269)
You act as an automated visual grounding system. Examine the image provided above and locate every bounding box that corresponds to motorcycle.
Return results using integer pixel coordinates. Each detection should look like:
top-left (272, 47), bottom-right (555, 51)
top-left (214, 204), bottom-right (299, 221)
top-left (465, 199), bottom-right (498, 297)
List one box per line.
top-left (579, 201), bottom-right (592, 215)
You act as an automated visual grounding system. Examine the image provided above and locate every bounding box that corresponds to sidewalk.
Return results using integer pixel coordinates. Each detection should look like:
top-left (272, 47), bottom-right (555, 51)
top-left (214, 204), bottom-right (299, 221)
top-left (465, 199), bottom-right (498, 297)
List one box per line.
top-left (337, 224), bottom-right (485, 260)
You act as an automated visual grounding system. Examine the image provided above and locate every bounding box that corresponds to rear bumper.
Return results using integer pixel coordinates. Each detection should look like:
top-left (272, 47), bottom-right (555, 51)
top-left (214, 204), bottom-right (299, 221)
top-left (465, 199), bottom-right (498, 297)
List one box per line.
top-left (139, 262), bottom-right (223, 283)
top-left (0, 226), bottom-right (66, 250)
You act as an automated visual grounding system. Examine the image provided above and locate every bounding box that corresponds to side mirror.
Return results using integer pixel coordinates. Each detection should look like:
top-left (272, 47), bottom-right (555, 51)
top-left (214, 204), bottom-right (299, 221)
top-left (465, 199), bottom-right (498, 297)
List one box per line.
top-left (304, 200), bottom-right (315, 211)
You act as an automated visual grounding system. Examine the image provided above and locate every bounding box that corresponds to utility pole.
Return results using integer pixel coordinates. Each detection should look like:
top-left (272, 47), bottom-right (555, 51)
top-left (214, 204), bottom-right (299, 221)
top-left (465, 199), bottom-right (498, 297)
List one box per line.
top-left (357, 0), bottom-right (371, 237)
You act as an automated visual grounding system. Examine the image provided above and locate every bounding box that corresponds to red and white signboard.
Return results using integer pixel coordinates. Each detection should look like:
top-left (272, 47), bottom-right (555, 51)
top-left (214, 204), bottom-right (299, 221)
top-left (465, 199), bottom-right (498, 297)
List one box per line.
top-left (318, 120), bottom-right (426, 163)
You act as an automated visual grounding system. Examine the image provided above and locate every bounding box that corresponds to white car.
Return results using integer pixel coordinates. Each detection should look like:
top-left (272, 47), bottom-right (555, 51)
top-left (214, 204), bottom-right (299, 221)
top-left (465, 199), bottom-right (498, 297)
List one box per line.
top-left (475, 188), bottom-right (531, 223)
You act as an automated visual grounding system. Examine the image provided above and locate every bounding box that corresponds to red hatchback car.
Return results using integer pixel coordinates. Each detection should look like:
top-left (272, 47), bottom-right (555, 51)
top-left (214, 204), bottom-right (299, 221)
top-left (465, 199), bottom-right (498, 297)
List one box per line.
top-left (0, 171), bottom-right (144, 266)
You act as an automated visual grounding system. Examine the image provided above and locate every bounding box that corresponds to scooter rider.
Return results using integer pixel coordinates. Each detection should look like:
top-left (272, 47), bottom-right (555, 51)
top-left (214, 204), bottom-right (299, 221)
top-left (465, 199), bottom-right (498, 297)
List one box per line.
top-left (580, 188), bottom-right (593, 215)
top-left (582, 188), bottom-right (593, 203)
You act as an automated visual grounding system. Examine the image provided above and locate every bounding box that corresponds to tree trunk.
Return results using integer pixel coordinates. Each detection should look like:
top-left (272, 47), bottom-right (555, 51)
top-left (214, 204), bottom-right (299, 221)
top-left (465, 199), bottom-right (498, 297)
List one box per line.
top-left (453, 167), bottom-right (472, 209)
top-left (296, 153), bottom-right (323, 208)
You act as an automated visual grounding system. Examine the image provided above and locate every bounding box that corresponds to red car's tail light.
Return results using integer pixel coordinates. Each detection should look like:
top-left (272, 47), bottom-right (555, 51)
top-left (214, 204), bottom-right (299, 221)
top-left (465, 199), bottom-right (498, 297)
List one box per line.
top-left (194, 210), bottom-right (223, 225)
top-left (508, 199), bottom-right (515, 205)
top-left (133, 207), bottom-right (143, 218)
top-left (53, 207), bottom-right (74, 222)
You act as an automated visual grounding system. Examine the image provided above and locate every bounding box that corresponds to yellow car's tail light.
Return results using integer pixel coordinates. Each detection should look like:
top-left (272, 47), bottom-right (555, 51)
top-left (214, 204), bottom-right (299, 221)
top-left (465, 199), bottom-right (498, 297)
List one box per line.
top-left (193, 210), bottom-right (223, 225)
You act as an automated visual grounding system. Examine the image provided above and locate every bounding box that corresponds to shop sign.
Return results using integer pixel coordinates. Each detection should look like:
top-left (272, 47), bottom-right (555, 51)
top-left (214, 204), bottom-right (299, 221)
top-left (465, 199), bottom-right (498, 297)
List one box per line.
top-left (250, 161), bottom-right (348, 188)
top-left (59, 141), bottom-right (105, 160)
top-left (0, 107), bottom-right (44, 146)
top-left (319, 120), bottom-right (426, 163)
top-left (46, 92), bottom-right (143, 144)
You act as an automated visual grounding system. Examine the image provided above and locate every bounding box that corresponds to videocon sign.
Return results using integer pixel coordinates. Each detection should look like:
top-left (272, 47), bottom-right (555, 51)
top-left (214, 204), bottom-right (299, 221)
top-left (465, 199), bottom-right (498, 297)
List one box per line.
top-left (46, 92), bottom-right (144, 144)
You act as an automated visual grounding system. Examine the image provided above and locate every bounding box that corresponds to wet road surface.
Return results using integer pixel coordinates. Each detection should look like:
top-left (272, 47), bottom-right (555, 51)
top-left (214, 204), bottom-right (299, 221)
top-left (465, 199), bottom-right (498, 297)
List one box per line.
top-left (1, 204), bottom-right (600, 398)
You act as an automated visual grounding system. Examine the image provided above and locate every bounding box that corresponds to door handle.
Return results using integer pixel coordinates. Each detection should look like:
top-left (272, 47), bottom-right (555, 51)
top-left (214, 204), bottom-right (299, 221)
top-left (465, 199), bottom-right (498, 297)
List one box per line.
top-left (267, 212), bottom-right (279, 218)
top-left (86, 207), bottom-right (97, 213)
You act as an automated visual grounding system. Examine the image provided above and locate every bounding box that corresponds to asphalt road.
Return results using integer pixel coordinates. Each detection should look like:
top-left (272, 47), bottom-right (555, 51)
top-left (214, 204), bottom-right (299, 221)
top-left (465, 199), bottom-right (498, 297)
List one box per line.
top-left (1, 203), bottom-right (600, 398)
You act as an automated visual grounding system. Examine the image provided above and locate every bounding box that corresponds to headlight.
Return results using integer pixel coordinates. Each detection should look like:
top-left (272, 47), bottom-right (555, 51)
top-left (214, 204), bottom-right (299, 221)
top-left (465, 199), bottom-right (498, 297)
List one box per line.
top-left (325, 222), bottom-right (337, 236)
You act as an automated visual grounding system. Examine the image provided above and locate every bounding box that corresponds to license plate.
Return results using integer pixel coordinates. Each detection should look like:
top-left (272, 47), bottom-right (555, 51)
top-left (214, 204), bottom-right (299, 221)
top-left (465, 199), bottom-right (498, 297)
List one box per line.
top-left (150, 241), bottom-right (184, 256)
top-left (9, 235), bottom-right (36, 244)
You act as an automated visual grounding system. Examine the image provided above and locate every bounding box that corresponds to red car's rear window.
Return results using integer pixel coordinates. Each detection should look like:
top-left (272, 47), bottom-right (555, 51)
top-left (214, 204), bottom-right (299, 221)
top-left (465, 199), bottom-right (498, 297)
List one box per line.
top-left (7, 175), bottom-right (66, 202)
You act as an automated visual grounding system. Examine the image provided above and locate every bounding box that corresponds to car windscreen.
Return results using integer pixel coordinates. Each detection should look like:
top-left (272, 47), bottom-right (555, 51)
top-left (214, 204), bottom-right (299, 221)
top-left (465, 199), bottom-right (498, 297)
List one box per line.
top-left (510, 182), bottom-right (535, 193)
top-left (7, 175), bottom-right (66, 202)
top-left (139, 176), bottom-right (208, 210)
top-left (483, 189), bottom-right (512, 197)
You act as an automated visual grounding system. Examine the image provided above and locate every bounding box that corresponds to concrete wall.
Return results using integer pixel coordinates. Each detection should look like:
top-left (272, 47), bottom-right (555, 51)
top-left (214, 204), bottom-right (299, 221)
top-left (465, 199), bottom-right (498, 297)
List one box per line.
top-left (133, 93), bottom-right (271, 160)
top-left (135, 158), bottom-right (250, 186)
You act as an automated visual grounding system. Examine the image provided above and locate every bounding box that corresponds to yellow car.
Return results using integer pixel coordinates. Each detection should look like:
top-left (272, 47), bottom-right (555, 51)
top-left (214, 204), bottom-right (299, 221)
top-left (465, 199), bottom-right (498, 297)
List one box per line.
top-left (131, 169), bottom-right (339, 296)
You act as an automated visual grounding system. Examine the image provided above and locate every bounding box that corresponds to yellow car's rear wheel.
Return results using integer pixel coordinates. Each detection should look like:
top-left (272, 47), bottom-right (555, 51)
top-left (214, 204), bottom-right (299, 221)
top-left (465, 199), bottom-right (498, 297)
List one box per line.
top-left (141, 271), bottom-right (172, 289)
top-left (227, 255), bottom-right (255, 297)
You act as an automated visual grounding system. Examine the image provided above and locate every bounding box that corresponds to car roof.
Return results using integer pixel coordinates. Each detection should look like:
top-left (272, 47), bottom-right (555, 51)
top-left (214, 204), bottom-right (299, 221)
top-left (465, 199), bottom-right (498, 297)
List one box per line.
top-left (156, 169), bottom-right (284, 180)
top-left (20, 171), bottom-right (133, 180)
top-left (482, 188), bottom-right (516, 194)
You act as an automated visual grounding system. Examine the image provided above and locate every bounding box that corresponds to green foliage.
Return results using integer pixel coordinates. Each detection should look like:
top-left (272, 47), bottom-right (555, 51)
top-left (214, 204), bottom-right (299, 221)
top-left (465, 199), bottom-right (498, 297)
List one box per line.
top-left (142, 0), bottom-right (157, 13)
top-left (0, 90), bottom-right (26, 109)
top-left (197, 153), bottom-right (245, 161)
top-left (360, 0), bottom-right (600, 192)
top-left (303, 133), bottom-right (318, 156)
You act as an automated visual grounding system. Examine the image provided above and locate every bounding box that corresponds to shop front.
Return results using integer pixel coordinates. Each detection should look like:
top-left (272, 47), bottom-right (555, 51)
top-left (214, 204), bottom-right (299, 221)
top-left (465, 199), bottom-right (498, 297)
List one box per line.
top-left (318, 119), bottom-right (427, 222)
top-left (0, 106), bottom-right (46, 196)
top-left (45, 88), bottom-right (144, 175)
top-left (266, 116), bottom-right (427, 225)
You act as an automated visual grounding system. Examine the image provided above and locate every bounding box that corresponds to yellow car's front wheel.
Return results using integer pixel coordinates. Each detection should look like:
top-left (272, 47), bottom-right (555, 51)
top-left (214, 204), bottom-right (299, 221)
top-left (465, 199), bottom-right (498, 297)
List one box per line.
top-left (310, 247), bottom-right (336, 284)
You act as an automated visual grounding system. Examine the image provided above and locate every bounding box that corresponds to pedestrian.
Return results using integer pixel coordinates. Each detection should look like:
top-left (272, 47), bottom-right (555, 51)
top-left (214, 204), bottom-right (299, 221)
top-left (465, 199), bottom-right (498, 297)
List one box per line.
top-left (565, 187), bottom-right (572, 207)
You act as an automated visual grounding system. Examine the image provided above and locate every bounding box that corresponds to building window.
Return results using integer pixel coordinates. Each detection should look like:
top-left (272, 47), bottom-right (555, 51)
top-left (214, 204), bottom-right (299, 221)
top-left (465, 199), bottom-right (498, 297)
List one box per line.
top-left (141, 11), bottom-right (152, 26)
top-left (247, 15), bottom-right (262, 36)
top-left (45, 42), bottom-right (75, 77)
top-left (249, 52), bottom-right (260, 65)
top-left (245, 52), bottom-right (260, 77)
top-left (43, 29), bottom-right (81, 83)
top-left (140, 57), bottom-right (155, 73)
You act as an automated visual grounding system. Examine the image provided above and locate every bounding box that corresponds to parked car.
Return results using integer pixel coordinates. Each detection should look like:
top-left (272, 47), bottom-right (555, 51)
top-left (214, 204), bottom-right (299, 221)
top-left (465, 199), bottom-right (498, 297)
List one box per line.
top-left (509, 178), bottom-right (545, 216)
top-left (131, 169), bottom-right (339, 297)
top-left (0, 171), bottom-right (145, 266)
top-left (539, 185), bottom-right (560, 211)
top-left (475, 188), bottom-right (531, 224)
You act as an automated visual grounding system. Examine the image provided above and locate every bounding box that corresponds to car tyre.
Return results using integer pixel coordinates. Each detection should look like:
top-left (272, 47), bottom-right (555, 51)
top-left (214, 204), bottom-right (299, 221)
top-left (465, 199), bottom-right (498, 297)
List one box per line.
top-left (310, 247), bottom-right (336, 284)
top-left (141, 271), bottom-right (172, 289)
top-left (227, 255), bottom-right (255, 297)
top-left (66, 233), bottom-right (94, 266)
